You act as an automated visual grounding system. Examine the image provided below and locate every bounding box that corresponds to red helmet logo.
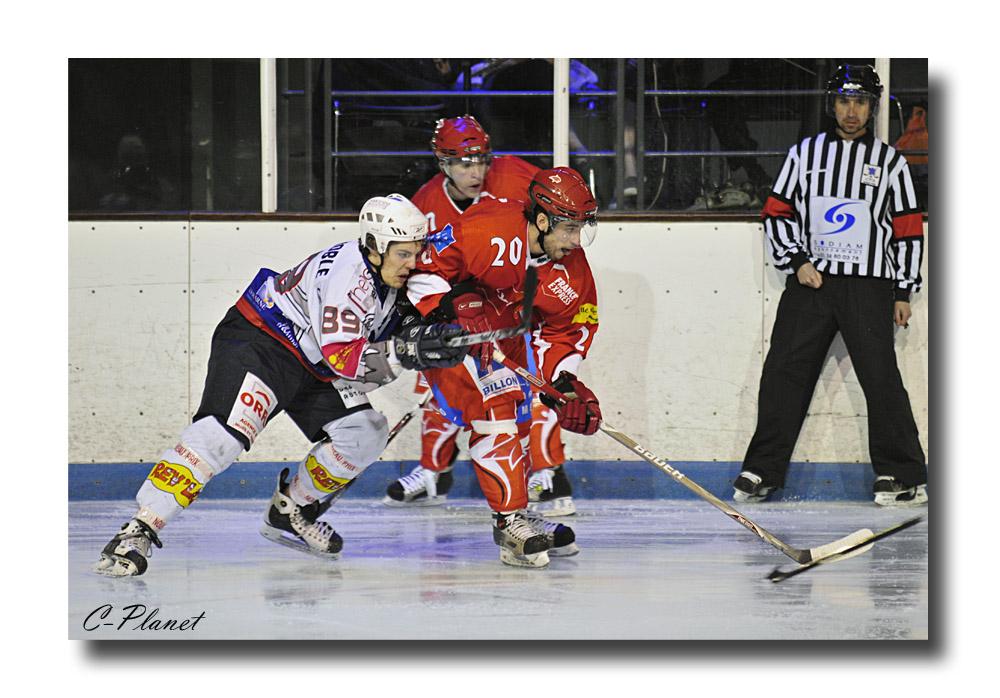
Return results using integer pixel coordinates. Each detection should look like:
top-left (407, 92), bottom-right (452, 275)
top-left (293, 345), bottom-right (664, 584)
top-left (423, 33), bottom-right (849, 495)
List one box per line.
top-left (431, 115), bottom-right (492, 160)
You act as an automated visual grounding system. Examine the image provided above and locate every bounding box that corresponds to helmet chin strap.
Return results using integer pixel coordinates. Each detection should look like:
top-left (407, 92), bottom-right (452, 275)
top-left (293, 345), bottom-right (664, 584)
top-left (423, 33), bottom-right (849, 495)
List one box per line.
top-left (361, 241), bottom-right (387, 284)
top-left (534, 213), bottom-right (556, 257)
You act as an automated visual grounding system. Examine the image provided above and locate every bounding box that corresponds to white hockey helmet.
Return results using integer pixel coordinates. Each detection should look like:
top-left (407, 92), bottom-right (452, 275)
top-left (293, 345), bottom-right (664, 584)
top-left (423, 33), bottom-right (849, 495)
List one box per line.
top-left (359, 193), bottom-right (428, 254)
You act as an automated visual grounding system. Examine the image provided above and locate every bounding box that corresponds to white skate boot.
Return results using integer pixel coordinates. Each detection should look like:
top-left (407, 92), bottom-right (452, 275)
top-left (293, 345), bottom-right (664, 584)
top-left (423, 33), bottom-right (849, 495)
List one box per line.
top-left (527, 465), bottom-right (576, 517)
top-left (383, 464), bottom-right (454, 507)
top-left (95, 519), bottom-right (163, 577)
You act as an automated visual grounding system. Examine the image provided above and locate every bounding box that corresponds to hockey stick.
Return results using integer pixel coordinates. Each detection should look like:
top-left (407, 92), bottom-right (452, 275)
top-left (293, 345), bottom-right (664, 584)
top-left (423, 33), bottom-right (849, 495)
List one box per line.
top-left (766, 515), bottom-right (924, 582)
top-left (385, 389), bottom-right (434, 446)
top-left (443, 266), bottom-right (538, 347)
top-left (491, 346), bottom-right (876, 565)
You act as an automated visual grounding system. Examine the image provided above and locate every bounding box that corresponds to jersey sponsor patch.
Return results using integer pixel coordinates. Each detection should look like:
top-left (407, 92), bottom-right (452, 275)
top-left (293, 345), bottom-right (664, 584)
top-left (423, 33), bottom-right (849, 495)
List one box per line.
top-left (808, 196), bottom-right (872, 266)
top-left (333, 379), bottom-right (370, 409)
top-left (572, 303), bottom-right (599, 325)
top-left (427, 224), bottom-right (457, 253)
top-left (146, 460), bottom-right (204, 508)
top-left (544, 276), bottom-right (580, 306)
top-left (861, 163), bottom-right (882, 187)
top-left (305, 454), bottom-right (353, 494)
top-left (227, 372), bottom-right (277, 445)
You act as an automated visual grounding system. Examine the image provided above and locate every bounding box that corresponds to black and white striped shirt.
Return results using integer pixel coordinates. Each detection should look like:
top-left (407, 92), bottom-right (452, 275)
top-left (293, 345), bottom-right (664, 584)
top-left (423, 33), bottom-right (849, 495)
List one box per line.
top-left (762, 129), bottom-right (924, 301)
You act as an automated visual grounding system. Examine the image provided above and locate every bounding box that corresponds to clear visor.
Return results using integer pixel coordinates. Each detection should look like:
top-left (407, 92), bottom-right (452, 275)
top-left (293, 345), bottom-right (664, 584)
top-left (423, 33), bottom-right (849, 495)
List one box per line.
top-left (550, 215), bottom-right (598, 247)
top-left (826, 91), bottom-right (878, 117)
top-left (445, 153), bottom-right (492, 167)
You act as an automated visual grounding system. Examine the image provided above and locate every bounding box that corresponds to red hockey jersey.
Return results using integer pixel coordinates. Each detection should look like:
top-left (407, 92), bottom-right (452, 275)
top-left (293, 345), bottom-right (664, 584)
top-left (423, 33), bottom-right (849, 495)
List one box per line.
top-left (406, 197), bottom-right (598, 382)
top-left (411, 155), bottom-right (539, 233)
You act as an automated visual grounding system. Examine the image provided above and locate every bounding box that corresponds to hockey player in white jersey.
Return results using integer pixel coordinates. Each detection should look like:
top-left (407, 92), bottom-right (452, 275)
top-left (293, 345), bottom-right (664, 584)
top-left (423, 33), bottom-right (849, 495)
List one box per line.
top-left (96, 194), bottom-right (470, 577)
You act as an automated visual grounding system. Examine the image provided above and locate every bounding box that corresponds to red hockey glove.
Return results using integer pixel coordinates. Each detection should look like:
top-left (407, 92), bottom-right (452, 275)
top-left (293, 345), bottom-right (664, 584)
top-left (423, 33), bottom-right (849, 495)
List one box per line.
top-left (452, 292), bottom-right (492, 370)
top-left (542, 371), bottom-right (602, 435)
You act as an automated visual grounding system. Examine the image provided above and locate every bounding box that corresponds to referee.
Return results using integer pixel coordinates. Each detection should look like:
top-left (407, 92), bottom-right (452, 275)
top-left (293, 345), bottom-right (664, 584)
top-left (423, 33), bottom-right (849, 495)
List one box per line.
top-left (734, 64), bottom-right (928, 507)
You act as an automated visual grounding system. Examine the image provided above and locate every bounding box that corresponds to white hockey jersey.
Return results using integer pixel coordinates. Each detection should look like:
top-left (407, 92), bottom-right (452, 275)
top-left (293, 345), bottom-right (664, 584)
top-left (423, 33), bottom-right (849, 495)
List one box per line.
top-left (235, 241), bottom-right (402, 384)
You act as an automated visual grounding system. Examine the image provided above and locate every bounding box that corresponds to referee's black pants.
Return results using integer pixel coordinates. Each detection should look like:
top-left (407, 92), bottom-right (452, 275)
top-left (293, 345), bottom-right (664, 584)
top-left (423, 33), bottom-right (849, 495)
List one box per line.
top-left (743, 274), bottom-right (927, 488)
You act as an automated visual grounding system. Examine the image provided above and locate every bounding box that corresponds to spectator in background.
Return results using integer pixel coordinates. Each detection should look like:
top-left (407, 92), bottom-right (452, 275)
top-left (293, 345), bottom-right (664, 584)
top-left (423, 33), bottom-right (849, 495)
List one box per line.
top-left (456, 60), bottom-right (623, 203)
top-left (99, 132), bottom-right (177, 212)
top-left (894, 101), bottom-right (928, 205)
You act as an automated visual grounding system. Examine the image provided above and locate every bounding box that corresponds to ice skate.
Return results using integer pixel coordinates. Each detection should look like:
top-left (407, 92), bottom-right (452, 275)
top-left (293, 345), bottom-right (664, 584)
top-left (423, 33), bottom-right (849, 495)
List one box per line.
top-left (95, 519), bottom-right (163, 577)
top-left (527, 464), bottom-right (576, 517)
top-left (524, 510), bottom-right (579, 557)
top-left (383, 464), bottom-right (453, 507)
top-left (733, 470), bottom-right (778, 503)
top-left (492, 510), bottom-right (551, 568)
top-left (873, 476), bottom-right (928, 507)
top-left (260, 468), bottom-right (343, 558)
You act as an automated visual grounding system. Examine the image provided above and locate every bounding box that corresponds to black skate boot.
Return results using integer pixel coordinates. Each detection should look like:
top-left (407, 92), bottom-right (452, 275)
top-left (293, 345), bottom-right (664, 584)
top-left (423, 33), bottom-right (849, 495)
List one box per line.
top-left (95, 519), bottom-right (163, 577)
top-left (873, 476), bottom-right (928, 507)
top-left (492, 510), bottom-right (551, 568)
top-left (524, 510), bottom-right (579, 556)
top-left (383, 464), bottom-right (454, 507)
top-left (260, 468), bottom-right (343, 557)
top-left (527, 464), bottom-right (576, 517)
top-left (733, 470), bottom-right (778, 503)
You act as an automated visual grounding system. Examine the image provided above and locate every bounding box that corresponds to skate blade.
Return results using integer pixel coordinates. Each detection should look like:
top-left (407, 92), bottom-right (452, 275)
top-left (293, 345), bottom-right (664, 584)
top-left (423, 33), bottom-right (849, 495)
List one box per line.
top-left (381, 495), bottom-right (448, 508)
top-left (733, 490), bottom-right (771, 503)
top-left (548, 542), bottom-right (580, 557)
top-left (874, 492), bottom-right (928, 507)
top-left (499, 548), bottom-right (550, 568)
top-left (93, 555), bottom-right (140, 577)
top-left (527, 497), bottom-right (576, 517)
top-left (259, 524), bottom-right (341, 560)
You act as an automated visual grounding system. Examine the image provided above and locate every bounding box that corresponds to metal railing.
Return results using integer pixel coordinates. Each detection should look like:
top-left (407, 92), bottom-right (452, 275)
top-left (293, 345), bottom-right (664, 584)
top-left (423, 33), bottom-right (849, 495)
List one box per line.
top-left (275, 59), bottom-right (927, 213)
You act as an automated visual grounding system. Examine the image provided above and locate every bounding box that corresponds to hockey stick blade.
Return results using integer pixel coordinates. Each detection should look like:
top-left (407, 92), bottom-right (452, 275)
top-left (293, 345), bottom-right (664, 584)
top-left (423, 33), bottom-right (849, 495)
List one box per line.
top-left (489, 346), bottom-right (869, 565)
top-left (766, 515), bottom-right (924, 583)
top-left (444, 266), bottom-right (538, 347)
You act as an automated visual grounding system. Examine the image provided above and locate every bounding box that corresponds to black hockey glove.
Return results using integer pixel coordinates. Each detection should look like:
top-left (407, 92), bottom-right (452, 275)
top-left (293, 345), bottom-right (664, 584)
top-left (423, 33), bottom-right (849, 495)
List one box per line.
top-left (393, 323), bottom-right (470, 370)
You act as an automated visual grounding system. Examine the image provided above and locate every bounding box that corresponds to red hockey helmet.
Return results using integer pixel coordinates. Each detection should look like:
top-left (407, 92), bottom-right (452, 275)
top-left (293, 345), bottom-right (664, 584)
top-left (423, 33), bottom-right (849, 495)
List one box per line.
top-left (528, 167), bottom-right (598, 246)
top-left (431, 115), bottom-right (492, 160)
top-left (529, 167), bottom-right (598, 222)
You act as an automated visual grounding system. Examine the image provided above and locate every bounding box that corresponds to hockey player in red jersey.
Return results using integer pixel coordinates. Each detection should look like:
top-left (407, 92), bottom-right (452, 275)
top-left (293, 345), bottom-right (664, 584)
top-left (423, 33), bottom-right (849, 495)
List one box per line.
top-left (406, 167), bottom-right (602, 568)
top-left (386, 115), bottom-right (576, 517)
top-left (95, 194), bottom-right (470, 577)
top-left (411, 114), bottom-right (538, 229)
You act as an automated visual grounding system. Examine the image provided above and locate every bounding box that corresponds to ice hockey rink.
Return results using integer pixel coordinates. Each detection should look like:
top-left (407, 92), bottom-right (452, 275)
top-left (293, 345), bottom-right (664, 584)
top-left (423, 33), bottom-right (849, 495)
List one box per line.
top-left (69, 497), bottom-right (928, 640)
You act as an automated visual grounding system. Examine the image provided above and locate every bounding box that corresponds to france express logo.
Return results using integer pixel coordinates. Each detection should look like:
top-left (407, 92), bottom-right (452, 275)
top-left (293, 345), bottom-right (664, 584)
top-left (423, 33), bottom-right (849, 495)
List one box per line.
top-left (306, 454), bottom-right (352, 494)
top-left (572, 303), bottom-right (599, 325)
top-left (427, 224), bottom-right (456, 253)
top-left (146, 461), bottom-right (204, 507)
top-left (545, 276), bottom-right (579, 306)
top-left (226, 372), bottom-right (277, 445)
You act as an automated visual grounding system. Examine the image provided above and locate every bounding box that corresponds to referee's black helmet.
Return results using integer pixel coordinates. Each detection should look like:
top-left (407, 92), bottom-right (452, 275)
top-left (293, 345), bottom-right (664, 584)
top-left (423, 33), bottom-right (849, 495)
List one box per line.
top-left (825, 64), bottom-right (883, 118)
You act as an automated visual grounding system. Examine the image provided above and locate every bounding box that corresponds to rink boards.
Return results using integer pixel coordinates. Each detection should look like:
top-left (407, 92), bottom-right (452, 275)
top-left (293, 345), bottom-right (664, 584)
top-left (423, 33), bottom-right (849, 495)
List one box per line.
top-left (68, 219), bottom-right (929, 473)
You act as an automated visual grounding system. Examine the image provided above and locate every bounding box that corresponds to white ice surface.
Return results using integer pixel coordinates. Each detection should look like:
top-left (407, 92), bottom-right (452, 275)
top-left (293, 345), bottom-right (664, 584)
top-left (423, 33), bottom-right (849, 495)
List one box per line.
top-left (70, 499), bottom-right (928, 640)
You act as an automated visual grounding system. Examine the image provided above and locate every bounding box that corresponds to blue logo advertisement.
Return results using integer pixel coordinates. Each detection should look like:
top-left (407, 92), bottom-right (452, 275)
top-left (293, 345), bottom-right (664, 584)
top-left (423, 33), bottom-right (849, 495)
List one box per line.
top-left (819, 203), bottom-right (856, 235)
